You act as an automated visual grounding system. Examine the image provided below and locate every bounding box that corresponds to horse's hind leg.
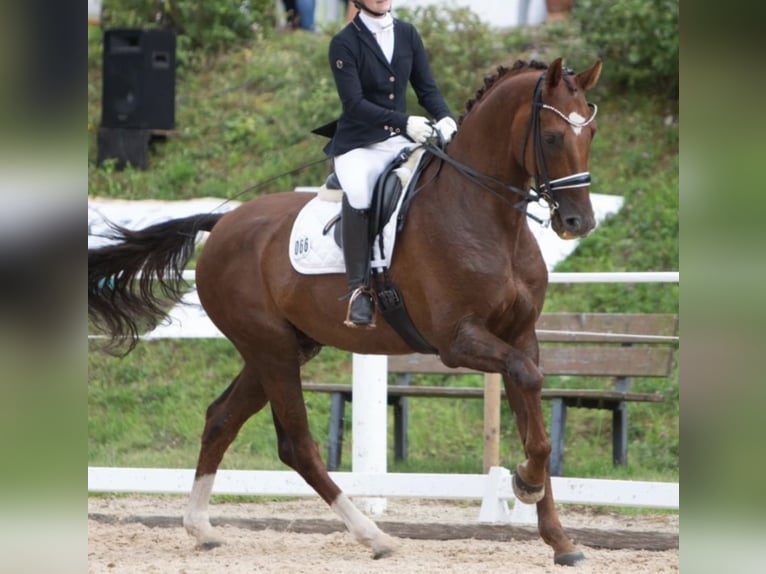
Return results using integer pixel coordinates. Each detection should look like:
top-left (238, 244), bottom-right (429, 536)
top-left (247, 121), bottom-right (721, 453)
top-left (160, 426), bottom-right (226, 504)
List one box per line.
top-left (263, 355), bottom-right (396, 559)
top-left (183, 366), bottom-right (268, 547)
top-left (503, 377), bottom-right (585, 566)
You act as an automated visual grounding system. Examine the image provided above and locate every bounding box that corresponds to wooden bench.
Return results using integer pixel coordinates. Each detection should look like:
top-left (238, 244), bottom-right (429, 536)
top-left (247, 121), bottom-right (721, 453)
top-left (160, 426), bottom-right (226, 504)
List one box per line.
top-left (304, 313), bottom-right (678, 476)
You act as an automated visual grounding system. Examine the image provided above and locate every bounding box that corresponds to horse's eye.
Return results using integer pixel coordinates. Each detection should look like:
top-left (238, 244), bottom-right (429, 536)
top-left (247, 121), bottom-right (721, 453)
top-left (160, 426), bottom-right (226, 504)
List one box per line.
top-left (543, 133), bottom-right (561, 146)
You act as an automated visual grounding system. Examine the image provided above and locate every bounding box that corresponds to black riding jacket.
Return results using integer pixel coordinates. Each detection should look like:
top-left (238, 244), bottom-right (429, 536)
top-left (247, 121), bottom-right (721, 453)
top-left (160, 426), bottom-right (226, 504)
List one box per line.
top-left (323, 14), bottom-right (453, 157)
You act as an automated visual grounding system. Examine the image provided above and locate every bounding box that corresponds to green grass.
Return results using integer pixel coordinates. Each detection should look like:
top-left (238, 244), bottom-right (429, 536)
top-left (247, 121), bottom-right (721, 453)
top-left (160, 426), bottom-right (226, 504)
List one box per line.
top-left (88, 13), bottom-right (678, 485)
top-left (89, 339), bottom-right (678, 482)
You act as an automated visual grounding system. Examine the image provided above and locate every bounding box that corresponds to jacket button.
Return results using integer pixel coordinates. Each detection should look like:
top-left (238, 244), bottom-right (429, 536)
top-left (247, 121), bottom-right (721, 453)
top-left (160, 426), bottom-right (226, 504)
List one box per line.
top-left (388, 93), bottom-right (394, 100)
top-left (384, 125), bottom-right (389, 131)
top-left (389, 76), bottom-right (395, 82)
top-left (395, 128), bottom-right (401, 134)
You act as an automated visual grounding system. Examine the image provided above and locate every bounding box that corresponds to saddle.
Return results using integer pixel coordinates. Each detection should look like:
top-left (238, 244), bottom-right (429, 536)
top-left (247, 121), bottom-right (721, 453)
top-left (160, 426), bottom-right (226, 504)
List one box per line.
top-left (325, 146), bottom-right (431, 250)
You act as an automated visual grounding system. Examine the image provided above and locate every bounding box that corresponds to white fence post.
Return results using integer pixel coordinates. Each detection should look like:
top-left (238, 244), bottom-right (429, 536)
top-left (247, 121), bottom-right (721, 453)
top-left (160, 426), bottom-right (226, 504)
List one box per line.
top-left (478, 466), bottom-right (513, 523)
top-left (351, 353), bottom-right (388, 514)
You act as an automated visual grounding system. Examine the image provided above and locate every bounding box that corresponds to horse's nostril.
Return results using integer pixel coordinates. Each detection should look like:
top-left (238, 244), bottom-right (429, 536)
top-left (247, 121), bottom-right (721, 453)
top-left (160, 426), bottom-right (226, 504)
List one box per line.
top-left (565, 216), bottom-right (581, 231)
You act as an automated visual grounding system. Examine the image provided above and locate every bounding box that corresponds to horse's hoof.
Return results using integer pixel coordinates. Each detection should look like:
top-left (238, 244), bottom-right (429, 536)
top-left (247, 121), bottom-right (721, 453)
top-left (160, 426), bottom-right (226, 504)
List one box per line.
top-left (184, 520), bottom-right (225, 549)
top-left (373, 546), bottom-right (395, 560)
top-left (371, 534), bottom-right (397, 559)
top-left (512, 469), bottom-right (545, 504)
top-left (554, 550), bottom-right (586, 566)
top-left (196, 540), bottom-right (224, 551)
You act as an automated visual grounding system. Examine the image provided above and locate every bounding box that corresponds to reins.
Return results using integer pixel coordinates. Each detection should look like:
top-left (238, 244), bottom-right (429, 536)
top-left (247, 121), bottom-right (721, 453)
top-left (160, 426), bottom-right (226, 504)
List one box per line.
top-left (421, 141), bottom-right (545, 224)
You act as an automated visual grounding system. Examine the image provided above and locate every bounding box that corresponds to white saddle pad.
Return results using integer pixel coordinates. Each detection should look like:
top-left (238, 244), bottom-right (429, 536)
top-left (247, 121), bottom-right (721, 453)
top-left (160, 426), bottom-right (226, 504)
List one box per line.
top-left (289, 149), bottom-right (425, 275)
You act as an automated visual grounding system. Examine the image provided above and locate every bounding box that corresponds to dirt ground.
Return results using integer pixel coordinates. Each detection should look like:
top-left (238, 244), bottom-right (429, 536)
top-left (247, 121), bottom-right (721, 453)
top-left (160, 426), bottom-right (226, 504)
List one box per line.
top-left (88, 495), bottom-right (678, 573)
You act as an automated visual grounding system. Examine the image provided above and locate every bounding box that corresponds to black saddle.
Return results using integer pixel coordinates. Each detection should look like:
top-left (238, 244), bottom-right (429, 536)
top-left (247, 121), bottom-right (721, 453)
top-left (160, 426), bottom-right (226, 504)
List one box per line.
top-left (328, 147), bottom-right (423, 248)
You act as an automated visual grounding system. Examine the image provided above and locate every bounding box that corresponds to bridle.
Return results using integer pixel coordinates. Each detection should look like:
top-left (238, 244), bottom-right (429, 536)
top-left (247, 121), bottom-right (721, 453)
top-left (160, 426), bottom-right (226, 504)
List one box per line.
top-left (423, 70), bottom-right (597, 225)
top-left (521, 71), bottom-right (598, 216)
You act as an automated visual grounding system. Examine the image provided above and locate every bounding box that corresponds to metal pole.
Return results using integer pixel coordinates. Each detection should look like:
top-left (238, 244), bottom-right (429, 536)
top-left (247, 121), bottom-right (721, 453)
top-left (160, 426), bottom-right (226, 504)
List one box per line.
top-left (483, 373), bottom-right (501, 472)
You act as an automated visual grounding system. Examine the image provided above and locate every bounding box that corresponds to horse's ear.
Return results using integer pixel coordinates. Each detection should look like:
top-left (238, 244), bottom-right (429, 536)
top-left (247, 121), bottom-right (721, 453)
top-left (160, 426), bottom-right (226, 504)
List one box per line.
top-left (546, 58), bottom-right (564, 89)
top-left (576, 60), bottom-right (603, 91)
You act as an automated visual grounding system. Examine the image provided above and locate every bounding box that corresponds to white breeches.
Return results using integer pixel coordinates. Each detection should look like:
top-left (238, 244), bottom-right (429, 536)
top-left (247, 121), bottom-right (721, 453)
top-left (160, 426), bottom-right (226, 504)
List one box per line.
top-left (334, 135), bottom-right (414, 209)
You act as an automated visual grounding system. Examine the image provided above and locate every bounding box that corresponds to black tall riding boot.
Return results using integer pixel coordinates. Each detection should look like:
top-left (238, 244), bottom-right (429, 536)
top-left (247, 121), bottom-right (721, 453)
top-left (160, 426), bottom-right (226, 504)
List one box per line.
top-left (341, 195), bottom-right (375, 328)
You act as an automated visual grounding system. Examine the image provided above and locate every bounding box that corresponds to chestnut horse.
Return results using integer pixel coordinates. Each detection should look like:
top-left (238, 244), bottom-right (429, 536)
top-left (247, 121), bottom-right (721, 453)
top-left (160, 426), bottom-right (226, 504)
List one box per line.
top-left (88, 58), bottom-right (602, 566)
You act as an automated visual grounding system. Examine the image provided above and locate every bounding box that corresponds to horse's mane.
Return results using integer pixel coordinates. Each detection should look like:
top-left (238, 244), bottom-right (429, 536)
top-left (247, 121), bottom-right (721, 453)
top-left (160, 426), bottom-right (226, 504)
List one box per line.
top-left (459, 60), bottom-right (548, 125)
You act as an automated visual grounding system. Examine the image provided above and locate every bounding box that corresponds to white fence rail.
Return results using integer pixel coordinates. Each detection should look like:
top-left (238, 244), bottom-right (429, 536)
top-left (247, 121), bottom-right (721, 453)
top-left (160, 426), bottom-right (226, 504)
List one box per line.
top-left (173, 270), bottom-right (680, 283)
top-left (87, 466), bottom-right (678, 525)
top-left (88, 272), bottom-right (679, 523)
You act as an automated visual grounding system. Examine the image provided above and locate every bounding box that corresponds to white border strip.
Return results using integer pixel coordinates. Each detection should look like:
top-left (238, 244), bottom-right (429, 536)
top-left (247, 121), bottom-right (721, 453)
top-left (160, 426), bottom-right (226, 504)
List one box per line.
top-left (174, 270), bottom-right (679, 283)
top-left (87, 467), bottom-right (678, 510)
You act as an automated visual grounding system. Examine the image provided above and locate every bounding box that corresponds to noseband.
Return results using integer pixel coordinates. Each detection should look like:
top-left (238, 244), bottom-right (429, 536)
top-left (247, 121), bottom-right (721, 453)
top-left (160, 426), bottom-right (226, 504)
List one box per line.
top-left (522, 72), bottom-right (598, 217)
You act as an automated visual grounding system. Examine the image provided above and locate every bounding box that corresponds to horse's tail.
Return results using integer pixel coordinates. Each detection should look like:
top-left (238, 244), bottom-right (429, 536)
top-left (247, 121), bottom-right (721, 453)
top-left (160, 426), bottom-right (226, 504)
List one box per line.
top-left (88, 212), bottom-right (224, 355)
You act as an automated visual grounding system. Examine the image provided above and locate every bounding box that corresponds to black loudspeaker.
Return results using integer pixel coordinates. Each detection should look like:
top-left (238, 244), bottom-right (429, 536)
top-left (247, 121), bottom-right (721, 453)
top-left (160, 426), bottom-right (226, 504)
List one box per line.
top-left (101, 29), bottom-right (176, 130)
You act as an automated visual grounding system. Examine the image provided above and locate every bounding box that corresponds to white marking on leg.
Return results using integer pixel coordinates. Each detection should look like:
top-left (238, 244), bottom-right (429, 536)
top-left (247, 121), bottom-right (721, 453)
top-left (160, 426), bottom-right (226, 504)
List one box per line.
top-left (331, 493), bottom-right (397, 558)
top-left (183, 474), bottom-right (224, 546)
top-left (568, 111), bottom-right (586, 136)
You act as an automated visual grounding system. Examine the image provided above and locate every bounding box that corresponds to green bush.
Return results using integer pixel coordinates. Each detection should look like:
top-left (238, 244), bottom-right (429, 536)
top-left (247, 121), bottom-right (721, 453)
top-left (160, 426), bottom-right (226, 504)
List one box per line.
top-left (396, 6), bottom-right (506, 116)
top-left (572, 0), bottom-right (678, 96)
top-left (100, 0), bottom-right (275, 53)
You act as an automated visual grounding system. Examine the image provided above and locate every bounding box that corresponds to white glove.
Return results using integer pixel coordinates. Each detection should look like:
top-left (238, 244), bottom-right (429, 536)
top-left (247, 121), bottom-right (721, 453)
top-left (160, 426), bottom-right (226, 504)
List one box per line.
top-left (435, 116), bottom-right (457, 143)
top-left (406, 116), bottom-right (434, 144)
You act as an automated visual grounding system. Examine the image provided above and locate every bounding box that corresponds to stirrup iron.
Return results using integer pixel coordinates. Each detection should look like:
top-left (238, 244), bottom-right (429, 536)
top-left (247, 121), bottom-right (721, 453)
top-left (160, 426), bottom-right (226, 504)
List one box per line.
top-left (343, 287), bottom-right (376, 329)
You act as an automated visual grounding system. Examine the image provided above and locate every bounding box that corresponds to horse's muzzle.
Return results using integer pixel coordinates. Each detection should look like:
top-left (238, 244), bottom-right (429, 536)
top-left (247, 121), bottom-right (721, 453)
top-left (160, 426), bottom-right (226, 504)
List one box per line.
top-left (552, 209), bottom-right (596, 239)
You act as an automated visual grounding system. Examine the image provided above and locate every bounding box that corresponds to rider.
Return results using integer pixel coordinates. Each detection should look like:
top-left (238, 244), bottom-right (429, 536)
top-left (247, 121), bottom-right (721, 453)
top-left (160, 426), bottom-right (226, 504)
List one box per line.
top-left (324, 0), bottom-right (457, 328)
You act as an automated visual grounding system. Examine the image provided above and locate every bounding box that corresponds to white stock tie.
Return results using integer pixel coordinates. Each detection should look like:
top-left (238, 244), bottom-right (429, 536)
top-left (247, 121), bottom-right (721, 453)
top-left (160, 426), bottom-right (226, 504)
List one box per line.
top-left (361, 12), bottom-right (394, 64)
top-left (376, 23), bottom-right (394, 63)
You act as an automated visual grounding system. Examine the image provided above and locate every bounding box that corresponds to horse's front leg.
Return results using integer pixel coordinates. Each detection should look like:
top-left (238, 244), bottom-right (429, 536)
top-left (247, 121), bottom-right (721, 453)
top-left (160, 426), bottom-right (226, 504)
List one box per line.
top-left (441, 318), bottom-right (583, 566)
top-left (440, 319), bottom-right (549, 502)
top-left (503, 373), bottom-right (585, 566)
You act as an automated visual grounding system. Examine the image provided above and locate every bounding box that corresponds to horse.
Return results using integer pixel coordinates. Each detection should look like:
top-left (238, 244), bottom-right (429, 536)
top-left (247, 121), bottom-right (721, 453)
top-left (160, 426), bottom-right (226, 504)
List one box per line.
top-left (88, 57), bottom-right (602, 566)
